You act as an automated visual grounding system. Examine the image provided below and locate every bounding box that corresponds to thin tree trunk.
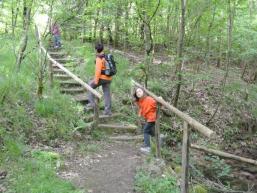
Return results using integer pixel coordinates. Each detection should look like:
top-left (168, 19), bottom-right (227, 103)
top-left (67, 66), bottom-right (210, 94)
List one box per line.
top-left (114, 3), bottom-right (122, 47)
top-left (224, 0), bottom-right (234, 83)
top-left (173, 0), bottom-right (186, 107)
top-left (216, 31), bottom-right (222, 68)
top-left (16, 0), bottom-right (33, 71)
top-left (107, 24), bottom-right (113, 46)
top-left (11, 0), bottom-right (20, 36)
top-left (205, 4), bottom-right (217, 66)
top-left (98, 0), bottom-right (104, 43)
top-left (124, 1), bottom-right (130, 49)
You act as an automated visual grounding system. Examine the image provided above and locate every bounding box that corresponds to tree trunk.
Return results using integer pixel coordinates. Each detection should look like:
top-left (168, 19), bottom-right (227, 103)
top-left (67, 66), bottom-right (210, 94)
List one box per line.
top-left (205, 4), bottom-right (217, 66)
top-left (124, 1), bottom-right (130, 49)
top-left (98, 0), bottom-right (104, 43)
top-left (114, 3), bottom-right (122, 47)
top-left (107, 24), bottom-right (113, 46)
top-left (224, 0), bottom-right (234, 83)
top-left (216, 31), bottom-right (222, 68)
top-left (173, 0), bottom-right (186, 107)
top-left (16, 0), bottom-right (33, 71)
top-left (93, 8), bottom-right (99, 40)
top-left (11, 1), bottom-right (20, 36)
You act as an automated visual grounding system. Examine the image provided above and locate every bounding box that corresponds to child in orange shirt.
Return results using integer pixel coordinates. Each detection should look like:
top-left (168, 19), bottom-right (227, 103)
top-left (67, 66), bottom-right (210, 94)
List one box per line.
top-left (134, 88), bottom-right (157, 153)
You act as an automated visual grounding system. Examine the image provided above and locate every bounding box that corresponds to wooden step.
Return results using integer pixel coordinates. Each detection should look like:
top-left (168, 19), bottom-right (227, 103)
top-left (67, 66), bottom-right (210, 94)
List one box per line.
top-left (72, 93), bottom-right (88, 103)
top-left (48, 52), bottom-right (66, 58)
top-left (98, 123), bottom-right (137, 133)
top-left (85, 113), bottom-right (121, 122)
top-left (53, 68), bottom-right (67, 74)
top-left (60, 87), bottom-right (86, 94)
top-left (54, 74), bottom-right (72, 80)
top-left (59, 80), bottom-right (82, 87)
top-left (109, 135), bottom-right (143, 141)
top-left (54, 58), bottom-right (75, 63)
top-left (48, 46), bottom-right (63, 51)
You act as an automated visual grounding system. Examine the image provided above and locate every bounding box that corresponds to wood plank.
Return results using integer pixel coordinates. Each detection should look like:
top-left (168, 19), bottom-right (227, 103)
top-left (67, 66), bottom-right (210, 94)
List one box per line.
top-left (155, 104), bottom-right (161, 158)
top-left (181, 121), bottom-right (190, 193)
top-left (98, 124), bottom-right (137, 130)
top-left (109, 135), bottom-right (143, 141)
top-left (60, 87), bottom-right (86, 93)
top-left (132, 80), bottom-right (214, 138)
top-left (85, 113), bottom-right (122, 121)
top-left (191, 144), bottom-right (257, 166)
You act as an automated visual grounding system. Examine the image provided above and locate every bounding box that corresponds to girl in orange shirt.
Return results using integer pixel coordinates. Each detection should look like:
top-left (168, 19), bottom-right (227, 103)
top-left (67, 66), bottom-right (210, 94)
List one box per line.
top-left (134, 88), bottom-right (157, 153)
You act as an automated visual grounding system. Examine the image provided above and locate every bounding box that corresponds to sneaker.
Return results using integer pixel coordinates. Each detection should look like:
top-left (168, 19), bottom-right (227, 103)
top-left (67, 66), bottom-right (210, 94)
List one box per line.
top-left (140, 147), bottom-right (151, 154)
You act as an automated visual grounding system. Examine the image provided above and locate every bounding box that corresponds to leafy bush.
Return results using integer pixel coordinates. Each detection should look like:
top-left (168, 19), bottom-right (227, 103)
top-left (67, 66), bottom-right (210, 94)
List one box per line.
top-left (204, 155), bottom-right (231, 178)
top-left (135, 171), bottom-right (179, 193)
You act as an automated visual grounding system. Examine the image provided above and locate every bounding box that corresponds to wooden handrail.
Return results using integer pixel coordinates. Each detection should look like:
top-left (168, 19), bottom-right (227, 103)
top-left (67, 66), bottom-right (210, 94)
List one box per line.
top-left (35, 25), bottom-right (102, 99)
top-left (132, 80), bottom-right (214, 138)
top-left (41, 46), bottom-right (102, 99)
top-left (191, 144), bottom-right (257, 166)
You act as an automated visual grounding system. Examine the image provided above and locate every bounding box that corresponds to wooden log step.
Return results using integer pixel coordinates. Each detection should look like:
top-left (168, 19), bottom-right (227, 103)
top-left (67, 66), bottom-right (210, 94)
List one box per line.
top-left (72, 93), bottom-right (88, 103)
top-left (53, 74), bottom-right (72, 80)
top-left (53, 68), bottom-right (66, 74)
top-left (60, 87), bottom-right (86, 94)
top-left (54, 58), bottom-right (75, 63)
top-left (48, 52), bottom-right (66, 57)
top-left (59, 80), bottom-right (82, 87)
top-left (85, 113), bottom-right (121, 122)
top-left (109, 135), bottom-right (143, 141)
top-left (98, 123), bottom-right (137, 132)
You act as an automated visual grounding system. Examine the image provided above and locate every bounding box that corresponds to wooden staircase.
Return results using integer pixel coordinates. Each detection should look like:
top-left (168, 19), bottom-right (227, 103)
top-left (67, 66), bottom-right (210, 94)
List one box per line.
top-left (48, 49), bottom-right (88, 104)
top-left (47, 47), bottom-right (142, 141)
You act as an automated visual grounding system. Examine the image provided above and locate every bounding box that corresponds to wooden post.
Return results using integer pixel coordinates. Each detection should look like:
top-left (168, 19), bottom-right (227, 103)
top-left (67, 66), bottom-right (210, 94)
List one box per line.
top-left (49, 60), bottom-right (53, 87)
top-left (155, 104), bottom-right (161, 158)
top-left (93, 98), bottom-right (100, 128)
top-left (181, 121), bottom-right (190, 193)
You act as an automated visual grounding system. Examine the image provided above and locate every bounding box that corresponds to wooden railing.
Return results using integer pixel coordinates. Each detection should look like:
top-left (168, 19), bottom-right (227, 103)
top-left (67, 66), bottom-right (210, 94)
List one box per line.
top-left (35, 25), bottom-right (101, 126)
top-left (132, 80), bottom-right (257, 193)
top-left (132, 80), bottom-right (214, 193)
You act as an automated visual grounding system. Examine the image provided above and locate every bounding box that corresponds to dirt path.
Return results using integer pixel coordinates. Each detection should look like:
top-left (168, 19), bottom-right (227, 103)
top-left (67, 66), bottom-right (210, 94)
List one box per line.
top-left (57, 140), bottom-right (143, 193)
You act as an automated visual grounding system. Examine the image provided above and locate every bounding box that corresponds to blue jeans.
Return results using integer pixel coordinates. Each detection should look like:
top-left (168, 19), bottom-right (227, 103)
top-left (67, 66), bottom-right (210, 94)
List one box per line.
top-left (54, 35), bottom-right (61, 48)
top-left (143, 122), bottom-right (155, 147)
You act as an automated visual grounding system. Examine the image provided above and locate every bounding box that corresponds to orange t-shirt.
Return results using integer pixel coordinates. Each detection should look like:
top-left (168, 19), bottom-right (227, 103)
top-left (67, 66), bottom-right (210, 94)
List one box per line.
top-left (137, 96), bottom-right (157, 122)
top-left (94, 53), bottom-right (112, 84)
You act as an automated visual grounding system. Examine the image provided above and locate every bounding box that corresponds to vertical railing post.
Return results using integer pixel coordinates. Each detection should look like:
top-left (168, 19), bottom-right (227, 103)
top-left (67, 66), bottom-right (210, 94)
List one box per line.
top-left (181, 121), bottom-right (190, 193)
top-left (93, 98), bottom-right (100, 128)
top-left (49, 60), bottom-right (53, 88)
top-left (155, 103), bottom-right (161, 158)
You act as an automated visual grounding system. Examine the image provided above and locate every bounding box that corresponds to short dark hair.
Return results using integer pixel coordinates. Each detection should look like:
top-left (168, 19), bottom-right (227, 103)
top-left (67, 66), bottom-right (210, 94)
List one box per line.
top-left (95, 43), bottom-right (104, 53)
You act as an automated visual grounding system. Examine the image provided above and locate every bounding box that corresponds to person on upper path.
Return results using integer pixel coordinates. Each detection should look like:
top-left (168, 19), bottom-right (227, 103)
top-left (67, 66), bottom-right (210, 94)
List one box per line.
top-left (134, 87), bottom-right (157, 153)
top-left (85, 43), bottom-right (112, 116)
top-left (51, 22), bottom-right (61, 49)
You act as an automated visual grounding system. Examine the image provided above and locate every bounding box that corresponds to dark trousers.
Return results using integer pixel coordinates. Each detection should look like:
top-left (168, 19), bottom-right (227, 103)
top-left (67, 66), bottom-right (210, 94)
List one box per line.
top-left (143, 122), bottom-right (155, 147)
top-left (88, 79), bottom-right (111, 114)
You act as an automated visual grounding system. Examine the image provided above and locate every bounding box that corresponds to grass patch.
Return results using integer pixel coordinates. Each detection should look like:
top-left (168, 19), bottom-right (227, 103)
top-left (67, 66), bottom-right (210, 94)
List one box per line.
top-left (135, 170), bottom-right (179, 193)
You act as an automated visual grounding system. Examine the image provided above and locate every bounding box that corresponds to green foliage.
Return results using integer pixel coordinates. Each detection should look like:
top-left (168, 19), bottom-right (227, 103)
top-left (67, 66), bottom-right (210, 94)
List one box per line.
top-left (191, 185), bottom-right (208, 193)
top-left (135, 170), bottom-right (179, 193)
top-left (7, 156), bottom-right (83, 193)
top-left (91, 130), bottom-right (105, 140)
top-left (2, 137), bottom-right (24, 159)
top-left (204, 155), bottom-right (231, 178)
top-left (32, 150), bottom-right (61, 163)
top-left (34, 90), bottom-right (84, 140)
